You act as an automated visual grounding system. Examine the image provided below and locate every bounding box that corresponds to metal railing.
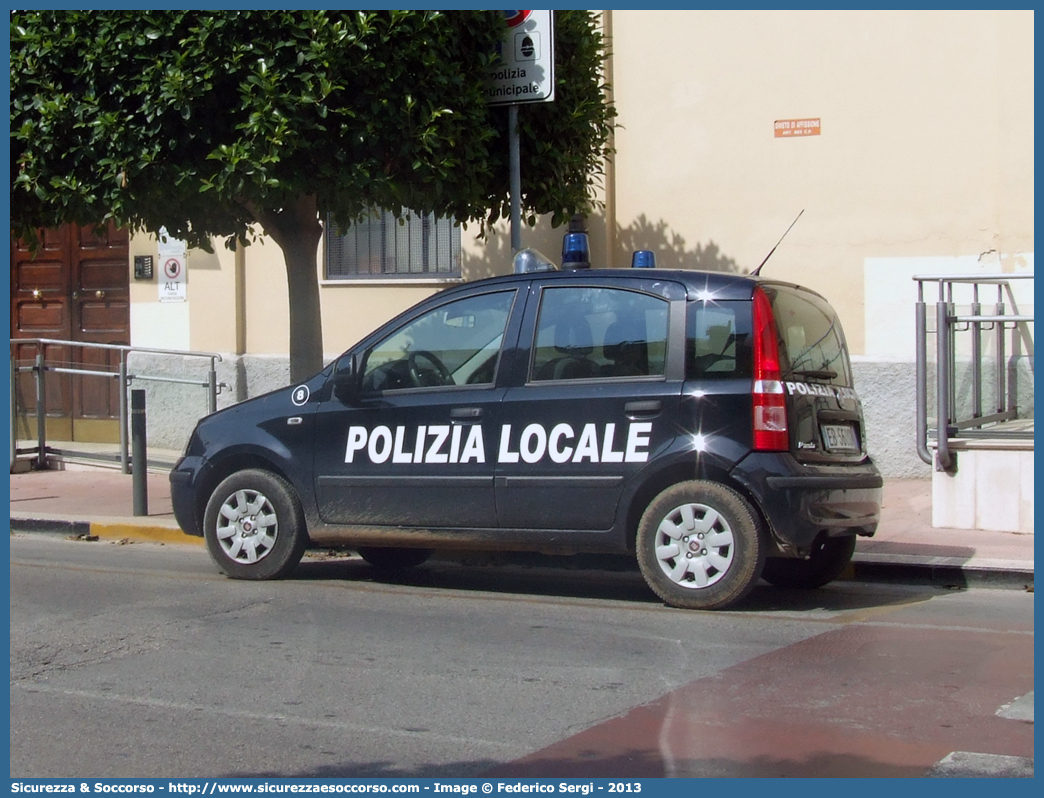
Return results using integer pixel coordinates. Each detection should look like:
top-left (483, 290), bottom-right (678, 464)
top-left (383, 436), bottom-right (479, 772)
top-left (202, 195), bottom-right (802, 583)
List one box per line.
top-left (914, 273), bottom-right (1034, 471)
top-left (10, 338), bottom-right (223, 473)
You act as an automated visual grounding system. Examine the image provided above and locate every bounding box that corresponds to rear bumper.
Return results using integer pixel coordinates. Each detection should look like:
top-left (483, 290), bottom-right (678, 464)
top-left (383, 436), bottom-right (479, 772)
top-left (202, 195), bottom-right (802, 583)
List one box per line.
top-left (731, 453), bottom-right (883, 555)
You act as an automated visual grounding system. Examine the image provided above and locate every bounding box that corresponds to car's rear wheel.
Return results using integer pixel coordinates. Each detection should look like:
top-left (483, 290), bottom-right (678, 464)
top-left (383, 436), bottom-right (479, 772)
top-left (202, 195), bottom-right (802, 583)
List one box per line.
top-left (761, 535), bottom-right (857, 589)
top-left (636, 481), bottom-right (764, 610)
top-left (203, 469), bottom-right (307, 580)
top-left (357, 547), bottom-right (434, 571)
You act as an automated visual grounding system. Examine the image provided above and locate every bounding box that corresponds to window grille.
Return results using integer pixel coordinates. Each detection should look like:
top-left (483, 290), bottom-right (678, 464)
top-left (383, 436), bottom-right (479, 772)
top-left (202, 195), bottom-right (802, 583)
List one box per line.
top-left (324, 210), bottom-right (461, 279)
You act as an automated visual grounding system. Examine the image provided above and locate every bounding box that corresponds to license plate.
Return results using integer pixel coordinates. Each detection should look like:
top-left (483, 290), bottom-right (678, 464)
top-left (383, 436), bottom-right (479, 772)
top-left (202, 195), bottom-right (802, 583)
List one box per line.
top-left (821, 424), bottom-right (859, 452)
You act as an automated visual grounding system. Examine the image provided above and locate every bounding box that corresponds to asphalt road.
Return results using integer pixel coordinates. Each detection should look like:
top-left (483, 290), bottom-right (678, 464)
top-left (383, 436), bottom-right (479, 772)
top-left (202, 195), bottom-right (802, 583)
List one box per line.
top-left (9, 532), bottom-right (1034, 778)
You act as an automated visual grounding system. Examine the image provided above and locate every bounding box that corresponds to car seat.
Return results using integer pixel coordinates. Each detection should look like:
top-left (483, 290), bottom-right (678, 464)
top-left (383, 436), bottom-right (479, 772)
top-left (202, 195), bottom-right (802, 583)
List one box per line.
top-left (690, 323), bottom-right (736, 373)
top-left (602, 319), bottom-right (648, 377)
top-left (535, 313), bottom-right (597, 380)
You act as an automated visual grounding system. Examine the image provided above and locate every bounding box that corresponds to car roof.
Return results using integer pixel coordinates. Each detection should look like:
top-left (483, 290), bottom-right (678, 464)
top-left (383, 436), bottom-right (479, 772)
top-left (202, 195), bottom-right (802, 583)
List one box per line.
top-left (454, 267), bottom-right (763, 301)
top-left (467, 267), bottom-right (840, 307)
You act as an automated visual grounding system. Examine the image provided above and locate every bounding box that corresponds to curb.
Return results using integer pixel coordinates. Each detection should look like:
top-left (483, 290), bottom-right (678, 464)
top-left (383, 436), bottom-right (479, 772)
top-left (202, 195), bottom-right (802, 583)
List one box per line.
top-left (91, 521), bottom-right (205, 546)
top-left (9, 517), bottom-right (93, 538)
top-left (10, 516), bottom-right (204, 547)
top-left (10, 517), bottom-right (1034, 590)
top-left (849, 557), bottom-right (1033, 591)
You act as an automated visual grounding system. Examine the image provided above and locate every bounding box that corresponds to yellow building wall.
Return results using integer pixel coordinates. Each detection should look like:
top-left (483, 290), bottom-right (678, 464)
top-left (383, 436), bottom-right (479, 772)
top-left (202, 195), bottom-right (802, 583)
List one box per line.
top-left (239, 237), bottom-right (292, 356)
top-left (127, 9), bottom-right (1033, 365)
top-left (604, 9), bottom-right (1034, 354)
top-left (187, 244), bottom-right (237, 354)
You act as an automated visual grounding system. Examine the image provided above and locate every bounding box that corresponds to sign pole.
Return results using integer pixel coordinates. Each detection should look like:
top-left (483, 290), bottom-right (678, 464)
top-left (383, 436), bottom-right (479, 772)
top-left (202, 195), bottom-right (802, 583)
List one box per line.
top-left (487, 11), bottom-right (555, 255)
top-left (509, 104), bottom-right (522, 253)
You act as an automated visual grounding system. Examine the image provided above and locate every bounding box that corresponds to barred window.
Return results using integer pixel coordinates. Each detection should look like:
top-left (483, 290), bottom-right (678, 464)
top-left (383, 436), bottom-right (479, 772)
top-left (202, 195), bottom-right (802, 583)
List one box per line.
top-left (324, 210), bottom-right (461, 279)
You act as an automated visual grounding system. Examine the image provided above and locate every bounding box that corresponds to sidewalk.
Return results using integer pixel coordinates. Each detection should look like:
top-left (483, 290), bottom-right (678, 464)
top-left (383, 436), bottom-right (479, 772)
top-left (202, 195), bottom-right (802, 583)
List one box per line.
top-left (7, 467), bottom-right (1034, 587)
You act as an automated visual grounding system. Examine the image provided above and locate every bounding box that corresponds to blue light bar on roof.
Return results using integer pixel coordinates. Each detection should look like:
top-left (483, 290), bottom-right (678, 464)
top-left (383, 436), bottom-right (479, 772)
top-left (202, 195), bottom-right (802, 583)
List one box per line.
top-left (632, 250), bottom-right (656, 268)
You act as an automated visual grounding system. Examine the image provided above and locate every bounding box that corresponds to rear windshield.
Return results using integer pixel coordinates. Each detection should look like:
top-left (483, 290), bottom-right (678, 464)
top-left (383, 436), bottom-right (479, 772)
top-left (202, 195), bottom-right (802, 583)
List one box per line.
top-left (764, 285), bottom-right (852, 387)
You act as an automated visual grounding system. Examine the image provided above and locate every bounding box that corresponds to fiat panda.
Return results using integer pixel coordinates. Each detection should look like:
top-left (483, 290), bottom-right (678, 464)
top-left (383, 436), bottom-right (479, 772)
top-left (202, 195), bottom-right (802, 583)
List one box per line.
top-left (170, 252), bottom-right (882, 610)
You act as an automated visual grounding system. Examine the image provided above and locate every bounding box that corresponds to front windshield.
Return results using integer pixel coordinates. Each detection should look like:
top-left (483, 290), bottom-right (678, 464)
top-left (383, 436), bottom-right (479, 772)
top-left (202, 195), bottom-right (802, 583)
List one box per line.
top-left (360, 290), bottom-right (516, 392)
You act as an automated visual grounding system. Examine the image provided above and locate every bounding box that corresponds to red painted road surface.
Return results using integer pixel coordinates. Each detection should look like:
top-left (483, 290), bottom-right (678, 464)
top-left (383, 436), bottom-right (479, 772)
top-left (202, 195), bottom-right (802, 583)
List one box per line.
top-left (490, 605), bottom-right (1033, 778)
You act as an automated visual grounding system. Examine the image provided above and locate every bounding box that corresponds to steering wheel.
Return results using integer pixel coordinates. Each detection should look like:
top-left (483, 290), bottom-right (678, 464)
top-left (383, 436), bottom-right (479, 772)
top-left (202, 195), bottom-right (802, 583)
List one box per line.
top-left (407, 350), bottom-right (452, 387)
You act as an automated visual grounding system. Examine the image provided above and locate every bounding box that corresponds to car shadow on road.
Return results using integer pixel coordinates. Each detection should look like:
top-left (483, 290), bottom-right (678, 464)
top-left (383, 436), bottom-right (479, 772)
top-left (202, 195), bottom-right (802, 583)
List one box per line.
top-left (291, 552), bottom-right (948, 614)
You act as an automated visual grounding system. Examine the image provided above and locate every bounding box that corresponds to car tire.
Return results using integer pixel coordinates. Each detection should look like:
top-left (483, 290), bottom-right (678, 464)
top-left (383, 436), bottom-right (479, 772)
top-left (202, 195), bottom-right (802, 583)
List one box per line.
top-left (761, 535), bottom-right (857, 589)
top-left (357, 547), bottom-right (434, 571)
top-left (203, 469), bottom-right (308, 580)
top-left (636, 481), bottom-right (764, 610)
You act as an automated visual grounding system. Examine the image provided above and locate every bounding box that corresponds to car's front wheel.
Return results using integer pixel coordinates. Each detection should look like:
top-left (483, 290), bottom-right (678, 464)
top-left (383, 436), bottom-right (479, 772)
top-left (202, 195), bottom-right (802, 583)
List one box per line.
top-left (203, 469), bottom-right (308, 580)
top-left (761, 535), bottom-right (857, 589)
top-left (636, 481), bottom-right (764, 610)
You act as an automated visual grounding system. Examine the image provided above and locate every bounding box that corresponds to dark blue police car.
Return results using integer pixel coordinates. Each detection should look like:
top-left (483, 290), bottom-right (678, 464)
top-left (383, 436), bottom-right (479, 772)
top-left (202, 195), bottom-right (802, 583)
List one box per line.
top-left (170, 250), bottom-right (882, 610)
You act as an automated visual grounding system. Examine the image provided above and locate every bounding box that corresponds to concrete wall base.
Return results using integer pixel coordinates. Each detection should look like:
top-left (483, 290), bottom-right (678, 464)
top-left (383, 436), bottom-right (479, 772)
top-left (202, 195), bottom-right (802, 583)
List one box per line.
top-left (932, 446), bottom-right (1035, 533)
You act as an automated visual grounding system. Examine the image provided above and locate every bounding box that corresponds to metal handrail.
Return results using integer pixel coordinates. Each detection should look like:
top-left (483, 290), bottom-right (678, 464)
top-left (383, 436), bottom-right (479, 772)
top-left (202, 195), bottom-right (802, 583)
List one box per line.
top-left (914, 273), bottom-right (1034, 471)
top-left (10, 338), bottom-right (223, 473)
top-left (912, 273), bottom-right (1035, 285)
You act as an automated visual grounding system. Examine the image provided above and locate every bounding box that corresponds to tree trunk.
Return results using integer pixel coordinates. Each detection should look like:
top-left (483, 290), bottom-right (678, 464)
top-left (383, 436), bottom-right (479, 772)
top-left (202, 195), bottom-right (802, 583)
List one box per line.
top-left (253, 194), bottom-right (325, 384)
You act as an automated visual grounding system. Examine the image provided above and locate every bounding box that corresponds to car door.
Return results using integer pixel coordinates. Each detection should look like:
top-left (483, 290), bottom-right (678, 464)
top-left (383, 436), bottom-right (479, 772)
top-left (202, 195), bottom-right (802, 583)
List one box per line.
top-left (312, 287), bottom-right (522, 528)
top-left (494, 276), bottom-right (687, 531)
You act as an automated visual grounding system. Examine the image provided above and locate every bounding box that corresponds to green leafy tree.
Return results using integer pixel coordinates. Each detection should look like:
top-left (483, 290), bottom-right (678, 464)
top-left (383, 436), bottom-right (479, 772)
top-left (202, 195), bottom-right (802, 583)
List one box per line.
top-left (11, 10), bottom-right (616, 382)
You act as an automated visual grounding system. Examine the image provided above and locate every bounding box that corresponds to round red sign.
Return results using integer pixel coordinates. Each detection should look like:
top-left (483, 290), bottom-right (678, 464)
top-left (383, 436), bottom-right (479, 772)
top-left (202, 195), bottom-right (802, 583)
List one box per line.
top-left (163, 258), bottom-right (182, 280)
top-left (504, 10), bottom-right (531, 28)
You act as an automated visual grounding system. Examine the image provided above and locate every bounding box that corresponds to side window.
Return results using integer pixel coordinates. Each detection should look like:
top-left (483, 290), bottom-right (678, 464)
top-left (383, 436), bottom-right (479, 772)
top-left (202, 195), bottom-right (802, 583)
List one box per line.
top-left (688, 302), bottom-right (746, 377)
top-left (360, 291), bottom-right (515, 392)
top-left (530, 286), bottom-right (669, 382)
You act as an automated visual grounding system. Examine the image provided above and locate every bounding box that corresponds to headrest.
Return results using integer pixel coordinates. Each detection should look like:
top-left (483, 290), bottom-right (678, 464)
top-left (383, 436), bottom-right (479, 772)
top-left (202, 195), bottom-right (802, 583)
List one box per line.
top-left (554, 314), bottom-right (593, 355)
top-left (603, 319), bottom-right (644, 360)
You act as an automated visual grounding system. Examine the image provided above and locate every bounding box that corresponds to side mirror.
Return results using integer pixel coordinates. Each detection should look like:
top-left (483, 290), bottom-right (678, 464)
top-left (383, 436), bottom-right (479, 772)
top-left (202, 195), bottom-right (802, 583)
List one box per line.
top-left (330, 355), bottom-right (358, 404)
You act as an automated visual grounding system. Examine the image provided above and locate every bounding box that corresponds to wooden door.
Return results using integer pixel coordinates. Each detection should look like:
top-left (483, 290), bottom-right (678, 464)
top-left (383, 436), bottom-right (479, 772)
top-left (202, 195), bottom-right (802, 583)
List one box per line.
top-left (11, 223), bottom-right (130, 442)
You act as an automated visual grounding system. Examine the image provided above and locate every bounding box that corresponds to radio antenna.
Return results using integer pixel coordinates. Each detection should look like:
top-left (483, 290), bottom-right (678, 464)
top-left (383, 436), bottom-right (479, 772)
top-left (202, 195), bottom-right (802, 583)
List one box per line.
top-left (751, 209), bottom-right (804, 276)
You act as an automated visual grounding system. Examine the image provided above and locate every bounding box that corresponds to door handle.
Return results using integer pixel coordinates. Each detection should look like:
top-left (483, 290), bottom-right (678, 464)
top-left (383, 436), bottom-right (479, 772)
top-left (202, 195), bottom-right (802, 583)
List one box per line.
top-left (450, 407), bottom-right (483, 420)
top-left (624, 400), bottom-right (662, 418)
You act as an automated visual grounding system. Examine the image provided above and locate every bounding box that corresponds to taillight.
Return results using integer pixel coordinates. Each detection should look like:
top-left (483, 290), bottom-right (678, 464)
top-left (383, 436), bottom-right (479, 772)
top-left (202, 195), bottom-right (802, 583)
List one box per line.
top-left (751, 287), bottom-right (789, 451)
